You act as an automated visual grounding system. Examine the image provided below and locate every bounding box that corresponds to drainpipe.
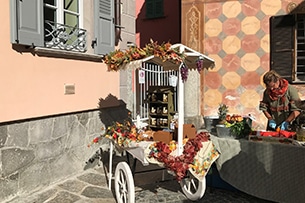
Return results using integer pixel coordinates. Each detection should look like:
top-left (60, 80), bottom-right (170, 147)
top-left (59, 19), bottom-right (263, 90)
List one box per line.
top-left (115, 0), bottom-right (123, 45)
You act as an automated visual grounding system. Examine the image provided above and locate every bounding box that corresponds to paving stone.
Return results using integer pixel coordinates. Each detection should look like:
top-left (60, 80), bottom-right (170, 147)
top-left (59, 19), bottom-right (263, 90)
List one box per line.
top-left (81, 186), bottom-right (113, 198)
top-left (58, 179), bottom-right (87, 193)
top-left (77, 173), bottom-right (107, 186)
top-left (3, 168), bottom-right (276, 203)
top-left (26, 189), bottom-right (58, 203)
top-left (45, 191), bottom-right (80, 203)
top-left (75, 198), bottom-right (116, 203)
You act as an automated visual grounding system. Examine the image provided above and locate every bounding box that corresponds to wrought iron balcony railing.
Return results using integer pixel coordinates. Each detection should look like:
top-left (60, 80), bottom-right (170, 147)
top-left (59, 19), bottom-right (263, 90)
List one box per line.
top-left (44, 20), bottom-right (87, 52)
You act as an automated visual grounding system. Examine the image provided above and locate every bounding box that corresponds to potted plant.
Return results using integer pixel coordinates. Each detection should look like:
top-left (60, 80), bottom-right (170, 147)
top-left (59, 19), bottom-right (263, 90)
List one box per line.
top-left (216, 104), bottom-right (252, 139)
top-left (225, 115), bottom-right (252, 139)
top-left (218, 103), bottom-right (229, 124)
top-left (216, 104), bottom-right (231, 137)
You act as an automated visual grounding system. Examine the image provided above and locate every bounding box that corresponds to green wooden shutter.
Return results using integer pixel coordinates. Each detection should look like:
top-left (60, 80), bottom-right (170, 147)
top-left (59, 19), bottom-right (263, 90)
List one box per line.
top-left (155, 0), bottom-right (164, 17)
top-left (10, 0), bottom-right (44, 46)
top-left (146, 0), bottom-right (154, 18)
top-left (146, 0), bottom-right (163, 19)
top-left (270, 14), bottom-right (295, 82)
top-left (94, 0), bottom-right (115, 55)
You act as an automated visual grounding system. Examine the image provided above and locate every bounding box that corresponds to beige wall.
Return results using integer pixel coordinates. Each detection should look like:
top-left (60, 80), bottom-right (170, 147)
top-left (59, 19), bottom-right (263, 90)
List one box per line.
top-left (0, 2), bottom-right (119, 122)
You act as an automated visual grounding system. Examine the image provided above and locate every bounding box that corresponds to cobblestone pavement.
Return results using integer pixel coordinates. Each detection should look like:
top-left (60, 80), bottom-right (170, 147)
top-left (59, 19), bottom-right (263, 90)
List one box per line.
top-left (5, 164), bottom-right (275, 203)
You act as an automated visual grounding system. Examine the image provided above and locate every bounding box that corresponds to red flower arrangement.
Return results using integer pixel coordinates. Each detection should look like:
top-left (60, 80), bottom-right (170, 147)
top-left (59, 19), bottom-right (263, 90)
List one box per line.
top-left (147, 132), bottom-right (210, 181)
top-left (88, 119), bottom-right (146, 148)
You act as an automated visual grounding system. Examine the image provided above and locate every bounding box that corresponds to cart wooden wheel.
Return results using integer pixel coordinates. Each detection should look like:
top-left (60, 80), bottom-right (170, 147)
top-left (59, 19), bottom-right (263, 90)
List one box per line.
top-left (180, 172), bottom-right (206, 201)
top-left (114, 162), bottom-right (135, 203)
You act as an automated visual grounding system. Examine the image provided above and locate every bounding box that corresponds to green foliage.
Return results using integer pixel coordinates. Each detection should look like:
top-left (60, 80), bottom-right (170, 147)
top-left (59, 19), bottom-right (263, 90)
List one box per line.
top-left (218, 104), bottom-right (229, 121)
top-left (226, 119), bottom-right (252, 139)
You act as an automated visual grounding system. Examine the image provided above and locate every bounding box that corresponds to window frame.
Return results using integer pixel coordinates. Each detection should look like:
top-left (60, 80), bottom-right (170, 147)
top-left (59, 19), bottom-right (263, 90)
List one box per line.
top-left (44, 0), bottom-right (84, 29)
top-left (43, 0), bottom-right (87, 52)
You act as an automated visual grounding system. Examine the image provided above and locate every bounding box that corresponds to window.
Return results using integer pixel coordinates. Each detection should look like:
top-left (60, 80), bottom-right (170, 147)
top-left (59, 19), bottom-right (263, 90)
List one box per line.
top-left (145, 0), bottom-right (164, 19)
top-left (10, 0), bottom-right (115, 55)
top-left (295, 14), bottom-right (305, 81)
top-left (270, 14), bottom-right (305, 83)
top-left (44, 0), bottom-right (85, 52)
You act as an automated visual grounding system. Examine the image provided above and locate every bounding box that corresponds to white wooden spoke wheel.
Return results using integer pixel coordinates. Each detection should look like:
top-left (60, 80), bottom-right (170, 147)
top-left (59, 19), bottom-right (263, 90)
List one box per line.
top-left (114, 162), bottom-right (135, 203)
top-left (180, 172), bottom-right (206, 201)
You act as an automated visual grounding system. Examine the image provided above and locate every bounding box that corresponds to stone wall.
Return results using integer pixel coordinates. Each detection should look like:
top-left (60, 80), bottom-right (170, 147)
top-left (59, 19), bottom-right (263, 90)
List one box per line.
top-left (0, 110), bottom-right (105, 202)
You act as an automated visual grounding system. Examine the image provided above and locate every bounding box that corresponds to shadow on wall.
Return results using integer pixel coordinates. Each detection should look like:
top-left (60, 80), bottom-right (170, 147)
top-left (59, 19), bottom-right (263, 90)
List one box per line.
top-left (98, 94), bottom-right (132, 127)
top-left (84, 94), bottom-right (132, 170)
top-left (136, 0), bottom-right (181, 47)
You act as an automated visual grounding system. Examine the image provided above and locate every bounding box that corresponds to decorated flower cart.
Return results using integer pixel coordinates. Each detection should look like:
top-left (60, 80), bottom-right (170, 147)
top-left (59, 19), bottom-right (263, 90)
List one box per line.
top-left (96, 41), bottom-right (218, 203)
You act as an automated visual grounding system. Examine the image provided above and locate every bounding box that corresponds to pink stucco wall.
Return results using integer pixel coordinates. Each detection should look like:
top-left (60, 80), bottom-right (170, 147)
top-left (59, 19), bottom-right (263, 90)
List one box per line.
top-left (0, 2), bottom-right (119, 122)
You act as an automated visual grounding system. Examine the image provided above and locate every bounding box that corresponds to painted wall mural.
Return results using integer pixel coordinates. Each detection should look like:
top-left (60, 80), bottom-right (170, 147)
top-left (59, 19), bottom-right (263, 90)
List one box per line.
top-left (182, 0), bottom-right (305, 129)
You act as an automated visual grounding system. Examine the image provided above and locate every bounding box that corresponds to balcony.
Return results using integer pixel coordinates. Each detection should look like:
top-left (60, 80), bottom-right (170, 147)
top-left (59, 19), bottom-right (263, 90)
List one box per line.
top-left (44, 20), bottom-right (87, 53)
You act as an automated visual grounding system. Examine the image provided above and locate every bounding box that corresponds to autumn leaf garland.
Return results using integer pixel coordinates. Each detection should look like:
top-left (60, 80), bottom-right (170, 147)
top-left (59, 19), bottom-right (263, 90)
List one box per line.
top-left (147, 131), bottom-right (211, 181)
top-left (104, 39), bottom-right (185, 71)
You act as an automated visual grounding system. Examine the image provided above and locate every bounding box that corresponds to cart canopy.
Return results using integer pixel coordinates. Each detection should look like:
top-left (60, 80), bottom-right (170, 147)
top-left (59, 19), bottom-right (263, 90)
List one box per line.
top-left (125, 43), bottom-right (215, 71)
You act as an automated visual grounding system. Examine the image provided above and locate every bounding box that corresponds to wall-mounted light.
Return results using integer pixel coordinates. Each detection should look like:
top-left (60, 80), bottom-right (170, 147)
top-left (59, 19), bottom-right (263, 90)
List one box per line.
top-left (127, 41), bottom-right (136, 48)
